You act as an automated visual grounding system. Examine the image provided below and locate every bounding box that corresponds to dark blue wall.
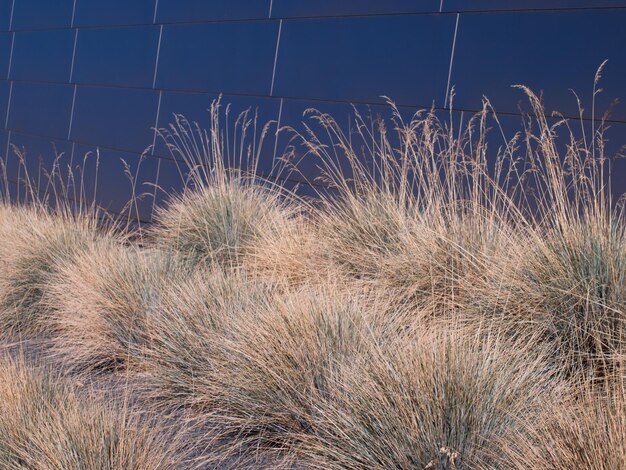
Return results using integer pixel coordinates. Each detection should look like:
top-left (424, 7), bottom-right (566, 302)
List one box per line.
top-left (1, 0), bottom-right (625, 220)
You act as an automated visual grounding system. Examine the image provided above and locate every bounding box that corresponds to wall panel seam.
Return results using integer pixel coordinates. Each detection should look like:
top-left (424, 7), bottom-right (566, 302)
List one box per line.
top-left (153, 24), bottom-right (163, 88)
top-left (272, 97), bottom-right (283, 163)
top-left (8, 0), bottom-right (15, 31)
top-left (70, 0), bottom-right (77, 27)
top-left (6, 32), bottom-right (14, 79)
top-left (69, 29), bottom-right (78, 82)
top-left (67, 84), bottom-right (77, 140)
top-left (152, 90), bottom-right (163, 151)
top-left (4, 81), bottom-right (12, 128)
top-left (270, 19), bottom-right (282, 96)
top-left (153, 0), bottom-right (160, 24)
top-left (444, 13), bottom-right (459, 108)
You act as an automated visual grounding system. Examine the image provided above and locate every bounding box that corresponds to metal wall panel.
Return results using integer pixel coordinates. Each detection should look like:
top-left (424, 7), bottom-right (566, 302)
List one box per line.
top-left (0, 0), bottom-right (11, 31)
top-left (7, 81), bottom-right (73, 139)
top-left (70, 86), bottom-right (159, 153)
top-left (156, 22), bottom-right (279, 95)
top-left (156, 0), bottom-right (271, 23)
top-left (10, 29), bottom-right (73, 82)
top-left (0, 32), bottom-right (11, 78)
top-left (11, 0), bottom-right (73, 30)
top-left (74, 0), bottom-right (156, 27)
top-left (72, 26), bottom-right (160, 87)
top-left (273, 15), bottom-right (456, 106)
top-left (450, 10), bottom-right (626, 120)
top-left (445, 0), bottom-right (626, 12)
top-left (271, 0), bottom-right (441, 18)
top-left (0, 80), bottom-right (9, 125)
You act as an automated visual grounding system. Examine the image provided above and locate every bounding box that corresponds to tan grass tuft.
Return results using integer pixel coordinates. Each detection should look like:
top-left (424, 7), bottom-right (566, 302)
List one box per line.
top-left (0, 357), bottom-right (181, 469)
top-left (0, 204), bottom-right (107, 337)
top-left (146, 267), bottom-right (277, 410)
top-left (293, 325), bottom-right (562, 469)
top-left (47, 242), bottom-right (184, 373)
top-left (500, 381), bottom-right (626, 469)
top-left (153, 180), bottom-right (293, 268)
top-left (151, 98), bottom-right (298, 270)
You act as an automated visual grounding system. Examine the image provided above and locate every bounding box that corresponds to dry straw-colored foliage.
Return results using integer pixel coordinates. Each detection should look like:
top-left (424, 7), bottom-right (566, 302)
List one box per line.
top-left (0, 357), bottom-right (181, 469)
top-left (0, 81), bottom-right (625, 468)
top-left (47, 241), bottom-right (184, 373)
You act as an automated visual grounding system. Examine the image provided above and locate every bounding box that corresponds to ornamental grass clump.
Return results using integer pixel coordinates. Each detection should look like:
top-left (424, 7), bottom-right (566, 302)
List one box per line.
top-left (0, 204), bottom-right (108, 337)
top-left (487, 84), bottom-right (626, 380)
top-left (152, 101), bottom-right (297, 269)
top-left (201, 286), bottom-right (385, 466)
top-left (47, 242), bottom-right (184, 373)
top-left (0, 357), bottom-right (181, 469)
top-left (296, 100), bottom-right (522, 315)
top-left (145, 267), bottom-right (276, 410)
top-left (296, 326), bottom-right (561, 470)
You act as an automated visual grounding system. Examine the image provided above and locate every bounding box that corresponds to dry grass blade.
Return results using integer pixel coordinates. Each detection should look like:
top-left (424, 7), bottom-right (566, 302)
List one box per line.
top-left (0, 356), bottom-right (182, 469)
top-left (499, 380), bottom-right (626, 469)
top-left (296, 325), bottom-right (562, 470)
top-left (47, 241), bottom-right (184, 374)
top-left (0, 204), bottom-right (109, 337)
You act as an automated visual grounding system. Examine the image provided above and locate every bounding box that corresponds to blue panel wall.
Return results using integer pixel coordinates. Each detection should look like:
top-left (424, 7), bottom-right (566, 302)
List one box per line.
top-left (0, 32), bottom-right (11, 77)
top-left (451, 10), bottom-right (626, 120)
top-left (156, 22), bottom-right (278, 95)
top-left (273, 15), bottom-right (455, 106)
top-left (70, 86), bottom-right (159, 153)
top-left (0, 0), bottom-right (625, 221)
top-left (11, 0), bottom-right (73, 30)
top-left (156, 0), bottom-right (271, 22)
top-left (72, 26), bottom-right (160, 87)
top-left (271, 0), bottom-right (440, 17)
top-left (73, 0), bottom-right (156, 27)
top-left (10, 29), bottom-right (73, 82)
top-left (8, 81), bottom-right (74, 139)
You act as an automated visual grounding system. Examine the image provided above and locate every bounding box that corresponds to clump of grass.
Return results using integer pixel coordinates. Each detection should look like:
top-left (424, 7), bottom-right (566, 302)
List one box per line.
top-left (246, 213), bottom-right (325, 286)
top-left (295, 101), bottom-right (522, 315)
top-left (197, 287), bottom-right (402, 466)
top-left (508, 216), bottom-right (626, 379)
top-left (145, 267), bottom-right (275, 410)
top-left (152, 100), bottom-right (296, 269)
top-left (296, 325), bottom-right (561, 470)
top-left (0, 357), bottom-right (181, 469)
top-left (154, 180), bottom-right (292, 268)
top-left (147, 280), bottom-right (389, 466)
top-left (500, 381), bottom-right (626, 469)
top-left (0, 148), bottom-right (122, 339)
top-left (482, 84), bottom-right (626, 380)
top-left (47, 241), bottom-right (184, 373)
top-left (0, 204), bottom-right (107, 337)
